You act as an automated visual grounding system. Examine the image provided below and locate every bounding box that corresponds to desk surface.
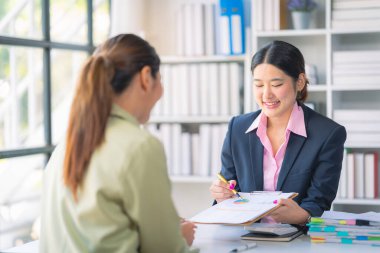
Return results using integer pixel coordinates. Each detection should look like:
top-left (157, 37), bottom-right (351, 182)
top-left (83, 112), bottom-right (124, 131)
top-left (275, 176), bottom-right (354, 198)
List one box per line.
top-left (192, 224), bottom-right (379, 253)
top-left (4, 224), bottom-right (379, 252)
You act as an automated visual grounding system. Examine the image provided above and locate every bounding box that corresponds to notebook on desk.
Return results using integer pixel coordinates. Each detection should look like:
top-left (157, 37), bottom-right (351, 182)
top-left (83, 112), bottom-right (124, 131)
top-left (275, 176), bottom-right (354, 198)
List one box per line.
top-left (241, 229), bottom-right (304, 242)
top-left (190, 191), bottom-right (298, 225)
top-left (241, 223), bottom-right (304, 242)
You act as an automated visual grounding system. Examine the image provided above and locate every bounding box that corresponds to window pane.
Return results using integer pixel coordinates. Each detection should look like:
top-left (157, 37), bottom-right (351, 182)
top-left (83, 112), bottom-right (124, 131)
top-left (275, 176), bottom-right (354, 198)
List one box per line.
top-left (0, 154), bottom-right (45, 250)
top-left (51, 49), bottom-right (88, 144)
top-left (50, 0), bottom-right (87, 44)
top-left (0, 0), bottom-right (42, 39)
top-left (0, 46), bottom-right (44, 150)
top-left (93, 0), bottom-right (110, 45)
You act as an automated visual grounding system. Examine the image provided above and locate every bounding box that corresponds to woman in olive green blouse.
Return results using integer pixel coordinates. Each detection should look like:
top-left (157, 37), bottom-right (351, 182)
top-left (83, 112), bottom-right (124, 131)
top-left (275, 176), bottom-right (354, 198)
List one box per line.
top-left (40, 34), bottom-right (198, 253)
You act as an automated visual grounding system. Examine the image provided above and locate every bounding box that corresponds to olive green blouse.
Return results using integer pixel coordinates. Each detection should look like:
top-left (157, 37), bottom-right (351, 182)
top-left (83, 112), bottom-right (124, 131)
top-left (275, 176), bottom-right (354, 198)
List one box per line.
top-left (40, 104), bottom-right (198, 253)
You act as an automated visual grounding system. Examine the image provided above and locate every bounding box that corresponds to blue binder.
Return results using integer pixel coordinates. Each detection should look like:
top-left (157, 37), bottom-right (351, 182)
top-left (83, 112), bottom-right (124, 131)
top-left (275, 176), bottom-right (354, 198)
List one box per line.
top-left (219, 0), bottom-right (245, 55)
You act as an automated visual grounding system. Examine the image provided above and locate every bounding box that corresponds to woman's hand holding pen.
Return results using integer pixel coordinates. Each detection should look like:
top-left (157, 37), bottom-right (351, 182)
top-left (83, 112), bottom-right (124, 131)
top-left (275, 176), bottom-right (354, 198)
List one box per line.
top-left (180, 219), bottom-right (197, 246)
top-left (269, 198), bottom-right (310, 224)
top-left (209, 179), bottom-right (237, 203)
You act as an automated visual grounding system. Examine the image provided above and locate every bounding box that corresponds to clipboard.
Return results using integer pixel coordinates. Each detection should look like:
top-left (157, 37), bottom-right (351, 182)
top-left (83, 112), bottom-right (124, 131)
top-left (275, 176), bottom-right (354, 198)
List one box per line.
top-left (190, 192), bottom-right (298, 226)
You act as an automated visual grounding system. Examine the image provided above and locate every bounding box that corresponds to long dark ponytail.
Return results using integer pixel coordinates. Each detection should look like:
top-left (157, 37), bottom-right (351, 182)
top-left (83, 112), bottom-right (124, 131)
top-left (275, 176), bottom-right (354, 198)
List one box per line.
top-left (63, 34), bottom-right (160, 199)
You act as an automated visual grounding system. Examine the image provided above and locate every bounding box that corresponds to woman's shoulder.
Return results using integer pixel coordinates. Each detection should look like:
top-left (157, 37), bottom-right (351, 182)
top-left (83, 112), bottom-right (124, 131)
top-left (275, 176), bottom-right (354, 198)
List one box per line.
top-left (302, 104), bottom-right (346, 135)
top-left (106, 119), bottom-right (163, 156)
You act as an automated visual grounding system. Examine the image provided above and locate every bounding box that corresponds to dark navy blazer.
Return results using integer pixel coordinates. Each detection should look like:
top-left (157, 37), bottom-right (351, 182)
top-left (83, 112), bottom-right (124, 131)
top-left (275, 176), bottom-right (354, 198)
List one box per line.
top-left (220, 104), bottom-right (346, 217)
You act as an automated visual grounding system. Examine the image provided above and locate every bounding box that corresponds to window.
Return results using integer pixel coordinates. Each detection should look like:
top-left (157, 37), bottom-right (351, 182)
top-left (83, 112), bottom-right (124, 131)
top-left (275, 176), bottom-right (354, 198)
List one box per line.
top-left (0, 0), bottom-right (110, 249)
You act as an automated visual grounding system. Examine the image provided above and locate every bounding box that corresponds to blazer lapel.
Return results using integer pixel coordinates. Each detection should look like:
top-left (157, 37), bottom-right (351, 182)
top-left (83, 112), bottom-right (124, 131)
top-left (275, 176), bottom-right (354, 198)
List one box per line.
top-left (249, 131), bottom-right (264, 191)
top-left (276, 133), bottom-right (306, 190)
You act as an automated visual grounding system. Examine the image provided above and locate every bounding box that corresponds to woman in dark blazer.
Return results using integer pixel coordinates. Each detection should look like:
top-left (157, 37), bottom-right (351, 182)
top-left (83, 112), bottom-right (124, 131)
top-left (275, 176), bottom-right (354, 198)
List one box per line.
top-left (209, 41), bottom-right (346, 224)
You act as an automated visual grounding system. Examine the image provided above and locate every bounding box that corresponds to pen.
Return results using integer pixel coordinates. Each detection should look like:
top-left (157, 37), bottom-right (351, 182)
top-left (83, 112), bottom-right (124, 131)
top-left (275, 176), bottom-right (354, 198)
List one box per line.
top-left (230, 243), bottom-right (257, 252)
top-left (217, 173), bottom-right (244, 200)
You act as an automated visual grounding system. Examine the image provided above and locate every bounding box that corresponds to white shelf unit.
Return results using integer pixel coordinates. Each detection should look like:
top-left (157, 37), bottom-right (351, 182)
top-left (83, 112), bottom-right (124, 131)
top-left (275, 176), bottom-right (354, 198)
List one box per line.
top-left (113, 0), bottom-right (380, 216)
top-left (250, 0), bottom-right (380, 213)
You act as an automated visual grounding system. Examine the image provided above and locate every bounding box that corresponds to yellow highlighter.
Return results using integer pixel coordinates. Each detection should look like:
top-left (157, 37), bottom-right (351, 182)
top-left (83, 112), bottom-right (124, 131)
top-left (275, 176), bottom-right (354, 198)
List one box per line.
top-left (217, 173), bottom-right (244, 200)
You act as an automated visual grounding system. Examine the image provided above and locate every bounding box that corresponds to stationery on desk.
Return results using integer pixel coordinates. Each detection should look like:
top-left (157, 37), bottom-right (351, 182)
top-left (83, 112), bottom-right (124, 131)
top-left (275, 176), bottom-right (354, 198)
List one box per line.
top-left (308, 211), bottom-right (380, 247)
top-left (229, 242), bottom-right (257, 252)
top-left (241, 223), bottom-right (304, 242)
top-left (190, 189), bottom-right (298, 225)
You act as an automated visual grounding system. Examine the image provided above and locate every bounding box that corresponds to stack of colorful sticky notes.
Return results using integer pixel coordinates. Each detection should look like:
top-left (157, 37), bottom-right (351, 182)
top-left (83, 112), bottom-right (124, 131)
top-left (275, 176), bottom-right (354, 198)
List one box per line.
top-left (307, 216), bottom-right (380, 246)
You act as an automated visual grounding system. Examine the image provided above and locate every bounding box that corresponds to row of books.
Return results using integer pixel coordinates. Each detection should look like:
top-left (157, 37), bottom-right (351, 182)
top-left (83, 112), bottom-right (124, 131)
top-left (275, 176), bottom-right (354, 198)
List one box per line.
top-left (152, 63), bottom-right (243, 117)
top-left (333, 110), bottom-right (380, 146)
top-left (308, 211), bottom-right (380, 246)
top-left (176, 0), bottom-right (245, 56)
top-left (337, 150), bottom-right (379, 199)
top-left (332, 50), bottom-right (380, 86)
top-left (331, 0), bottom-right (380, 29)
top-left (251, 0), bottom-right (287, 31)
top-left (146, 123), bottom-right (228, 177)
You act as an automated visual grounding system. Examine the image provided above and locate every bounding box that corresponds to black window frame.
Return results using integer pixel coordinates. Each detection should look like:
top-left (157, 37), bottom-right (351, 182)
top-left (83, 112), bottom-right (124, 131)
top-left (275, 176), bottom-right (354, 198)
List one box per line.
top-left (0, 0), bottom-right (106, 162)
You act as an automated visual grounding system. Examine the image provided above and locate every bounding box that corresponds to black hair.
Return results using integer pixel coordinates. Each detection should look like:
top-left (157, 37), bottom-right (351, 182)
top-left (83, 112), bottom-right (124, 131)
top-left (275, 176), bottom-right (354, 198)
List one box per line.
top-left (250, 40), bottom-right (308, 102)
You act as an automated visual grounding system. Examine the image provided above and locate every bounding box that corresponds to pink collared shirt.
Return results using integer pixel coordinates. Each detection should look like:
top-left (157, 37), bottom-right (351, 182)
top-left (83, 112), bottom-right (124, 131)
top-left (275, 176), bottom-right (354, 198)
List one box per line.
top-left (245, 103), bottom-right (307, 191)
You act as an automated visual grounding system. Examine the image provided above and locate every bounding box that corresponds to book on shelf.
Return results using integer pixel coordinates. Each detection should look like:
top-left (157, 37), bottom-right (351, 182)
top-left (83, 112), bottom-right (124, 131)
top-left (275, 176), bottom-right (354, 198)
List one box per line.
top-left (354, 153), bottom-right (365, 199)
top-left (347, 153), bottom-right (355, 199)
top-left (183, 3), bottom-right (194, 56)
top-left (199, 124), bottom-right (212, 177)
top-left (190, 192), bottom-right (298, 225)
top-left (338, 122), bottom-right (380, 133)
top-left (346, 133), bottom-right (380, 145)
top-left (149, 123), bottom-right (228, 177)
top-left (199, 64), bottom-right (210, 116)
top-left (333, 67), bottom-right (380, 75)
top-left (171, 123), bottom-right (182, 176)
top-left (332, 18), bottom-right (380, 30)
top-left (229, 62), bottom-right (242, 115)
top-left (204, 3), bottom-right (216, 55)
top-left (189, 64), bottom-right (200, 116)
top-left (210, 124), bottom-right (222, 177)
top-left (333, 63), bottom-right (380, 71)
top-left (181, 132), bottom-right (192, 176)
top-left (263, 0), bottom-right (274, 31)
top-left (153, 62), bottom-right (243, 118)
top-left (193, 3), bottom-right (205, 56)
top-left (176, 2), bottom-right (217, 56)
top-left (160, 124), bottom-right (173, 174)
top-left (191, 134), bottom-right (201, 176)
top-left (252, 0), bottom-right (287, 31)
top-left (209, 63), bottom-right (219, 115)
top-left (333, 74), bottom-right (380, 86)
top-left (332, 8), bottom-right (380, 20)
top-left (336, 151), bottom-right (380, 200)
top-left (219, 63), bottom-right (230, 115)
top-left (253, 0), bottom-right (264, 31)
top-left (364, 152), bottom-right (379, 199)
top-left (337, 149), bottom-right (348, 199)
top-left (333, 109), bottom-right (380, 122)
top-left (333, 50), bottom-right (380, 64)
top-left (333, 0), bottom-right (380, 10)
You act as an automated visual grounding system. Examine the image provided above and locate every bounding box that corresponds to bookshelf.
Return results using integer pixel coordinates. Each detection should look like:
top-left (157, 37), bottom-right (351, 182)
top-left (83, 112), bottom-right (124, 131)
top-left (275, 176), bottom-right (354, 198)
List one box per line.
top-left (251, 0), bottom-right (380, 213)
top-left (112, 0), bottom-right (380, 216)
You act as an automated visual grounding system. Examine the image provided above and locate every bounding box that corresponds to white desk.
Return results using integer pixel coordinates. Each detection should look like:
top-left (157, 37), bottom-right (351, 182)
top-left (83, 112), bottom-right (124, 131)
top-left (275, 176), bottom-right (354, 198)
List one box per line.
top-left (192, 224), bottom-right (379, 253)
top-left (4, 224), bottom-right (379, 252)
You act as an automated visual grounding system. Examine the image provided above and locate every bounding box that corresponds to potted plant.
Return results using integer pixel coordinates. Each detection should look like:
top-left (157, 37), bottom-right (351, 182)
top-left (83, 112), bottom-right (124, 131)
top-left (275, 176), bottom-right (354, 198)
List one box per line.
top-left (288, 0), bottom-right (318, 30)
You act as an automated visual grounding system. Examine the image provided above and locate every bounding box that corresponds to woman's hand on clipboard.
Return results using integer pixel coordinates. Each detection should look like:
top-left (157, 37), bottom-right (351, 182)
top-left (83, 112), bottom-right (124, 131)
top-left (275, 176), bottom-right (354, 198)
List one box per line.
top-left (269, 198), bottom-right (310, 224)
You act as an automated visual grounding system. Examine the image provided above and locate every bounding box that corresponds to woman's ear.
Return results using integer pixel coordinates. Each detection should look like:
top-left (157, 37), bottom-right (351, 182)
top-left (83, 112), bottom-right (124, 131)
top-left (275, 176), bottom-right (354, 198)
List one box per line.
top-left (297, 73), bottom-right (306, 91)
top-left (139, 66), bottom-right (152, 92)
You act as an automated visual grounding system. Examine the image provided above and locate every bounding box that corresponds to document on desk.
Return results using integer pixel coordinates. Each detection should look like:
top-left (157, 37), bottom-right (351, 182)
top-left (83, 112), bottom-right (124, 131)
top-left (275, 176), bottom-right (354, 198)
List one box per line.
top-left (190, 192), bottom-right (298, 225)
